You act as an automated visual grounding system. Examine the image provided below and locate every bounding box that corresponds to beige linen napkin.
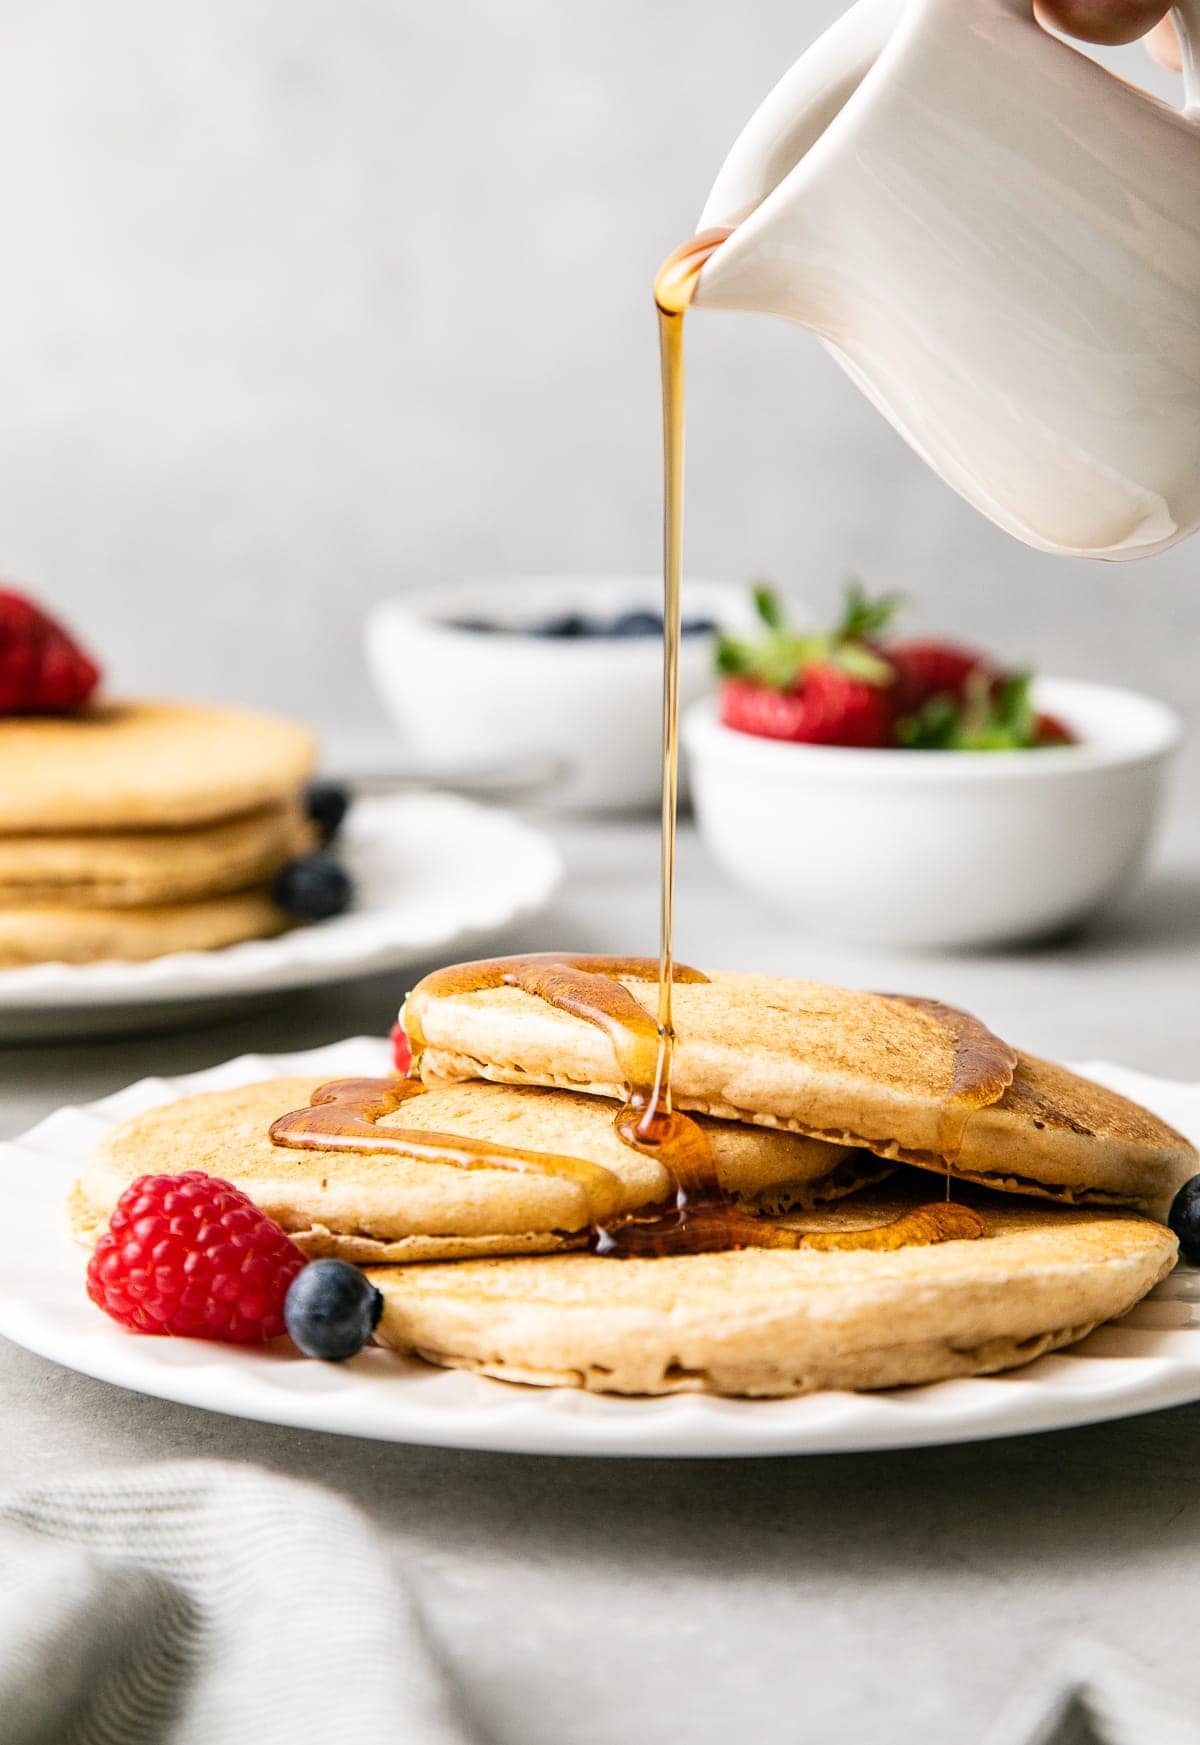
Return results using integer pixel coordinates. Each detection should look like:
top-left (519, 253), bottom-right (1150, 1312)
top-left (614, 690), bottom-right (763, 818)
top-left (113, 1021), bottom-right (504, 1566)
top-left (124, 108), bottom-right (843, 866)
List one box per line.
top-left (0, 1460), bottom-right (467, 1745)
top-left (1, 1459), bottom-right (1194, 1745)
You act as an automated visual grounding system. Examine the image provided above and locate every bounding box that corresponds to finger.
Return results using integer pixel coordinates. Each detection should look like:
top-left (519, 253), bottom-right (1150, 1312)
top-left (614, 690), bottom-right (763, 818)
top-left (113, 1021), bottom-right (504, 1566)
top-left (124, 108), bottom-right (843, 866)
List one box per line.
top-left (1034, 0), bottom-right (1170, 44)
top-left (1145, 13), bottom-right (1183, 65)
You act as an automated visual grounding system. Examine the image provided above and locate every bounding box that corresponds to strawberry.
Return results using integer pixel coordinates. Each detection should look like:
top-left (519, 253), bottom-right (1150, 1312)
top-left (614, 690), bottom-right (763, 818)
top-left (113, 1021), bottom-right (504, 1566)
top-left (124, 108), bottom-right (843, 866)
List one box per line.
top-left (717, 582), bottom-right (896, 748)
top-left (720, 668), bottom-right (890, 745)
top-left (718, 678), bottom-right (810, 741)
top-left (886, 638), bottom-right (995, 715)
top-left (800, 664), bottom-right (893, 747)
top-left (716, 581), bottom-right (1073, 753)
top-left (0, 587), bottom-right (101, 714)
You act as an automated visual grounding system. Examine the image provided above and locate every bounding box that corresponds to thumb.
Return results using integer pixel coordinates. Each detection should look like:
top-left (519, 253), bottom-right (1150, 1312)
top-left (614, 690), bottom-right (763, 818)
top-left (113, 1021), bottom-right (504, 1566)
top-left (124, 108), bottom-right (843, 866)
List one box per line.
top-left (1034, 0), bottom-right (1170, 44)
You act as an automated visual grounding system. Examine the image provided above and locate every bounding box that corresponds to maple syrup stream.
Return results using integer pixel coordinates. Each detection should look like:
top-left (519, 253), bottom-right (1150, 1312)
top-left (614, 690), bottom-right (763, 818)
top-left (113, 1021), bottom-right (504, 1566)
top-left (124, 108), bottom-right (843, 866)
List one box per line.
top-left (652, 227), bottom-right (733, 1108)
top-left (269, 230), bottom-right (986, 1259)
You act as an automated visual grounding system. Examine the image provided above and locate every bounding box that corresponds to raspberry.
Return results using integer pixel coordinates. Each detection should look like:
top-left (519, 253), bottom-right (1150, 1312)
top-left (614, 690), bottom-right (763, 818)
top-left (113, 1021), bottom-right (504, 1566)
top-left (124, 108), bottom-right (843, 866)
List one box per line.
top-left (86, 1170), bottom-right (306, 1342)
top-left (0, 587), bottom-right (101, 714)
top-left (390, 1022), bottom-right (412, 1075)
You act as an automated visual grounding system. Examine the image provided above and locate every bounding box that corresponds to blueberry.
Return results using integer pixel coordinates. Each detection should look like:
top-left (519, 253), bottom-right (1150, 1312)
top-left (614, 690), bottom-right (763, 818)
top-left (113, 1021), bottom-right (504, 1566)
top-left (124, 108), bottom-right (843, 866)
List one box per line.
top-left (532, 612), bottom-right (590, 638)
top-left (445, 617), bottom-right (494, 633)
top-left (1169, 1175), bottom-right (1200, 1265)
top-left (302, 780), bottom-right (350, 846)
top-left (681, 616), bottom-right (717, 636)
top-left (285, 1259), bottom-right (383, 1361)
top-left (272, 853), bottom-right (354, 921)
top-left (609, 609), bottom-right (663, 638)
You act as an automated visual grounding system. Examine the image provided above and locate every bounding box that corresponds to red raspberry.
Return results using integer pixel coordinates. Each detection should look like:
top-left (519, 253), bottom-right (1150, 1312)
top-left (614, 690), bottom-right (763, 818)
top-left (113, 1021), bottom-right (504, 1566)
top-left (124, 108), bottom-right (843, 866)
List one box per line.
top-left (390, 1022), bottom-right (413, 1075)
top-left (886, 639), bottom-right (993, 715)
top-left (86, 1170), bottom-right (305, 1342)
top-left (0, 587), bottom-right (101, 714)
top-left (720, 666), bottom-right (891, 747)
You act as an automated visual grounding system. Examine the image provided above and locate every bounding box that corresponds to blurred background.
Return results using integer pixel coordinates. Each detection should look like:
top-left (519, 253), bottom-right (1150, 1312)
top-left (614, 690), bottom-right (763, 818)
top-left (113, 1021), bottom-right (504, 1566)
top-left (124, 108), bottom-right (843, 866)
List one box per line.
top-left (0, 0), bottom-right (1189, 745)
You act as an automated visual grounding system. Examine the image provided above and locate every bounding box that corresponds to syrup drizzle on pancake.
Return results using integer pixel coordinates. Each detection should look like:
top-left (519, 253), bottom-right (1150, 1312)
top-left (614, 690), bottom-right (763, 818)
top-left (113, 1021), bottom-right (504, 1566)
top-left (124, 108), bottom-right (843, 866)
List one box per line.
top-left (407, 954), bottom-right (713, 1183)
top-left (269, 1072), bottom-right (984, 1256)
top-left (273, 955), bottom-right (989, 1257)
top-left (876, 993), bottom-right (1018, 1160)
top-left (269, 1076), bottom-right (626, 1224)
top-left (400, 954), bottom-right (730, 1246)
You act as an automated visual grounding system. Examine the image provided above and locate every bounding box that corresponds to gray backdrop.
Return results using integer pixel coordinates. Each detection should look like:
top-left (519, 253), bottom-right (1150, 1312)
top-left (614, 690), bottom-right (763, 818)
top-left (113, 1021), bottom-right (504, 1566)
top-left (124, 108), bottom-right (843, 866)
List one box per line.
top-left (0, 2), bottom-right (1190, 743)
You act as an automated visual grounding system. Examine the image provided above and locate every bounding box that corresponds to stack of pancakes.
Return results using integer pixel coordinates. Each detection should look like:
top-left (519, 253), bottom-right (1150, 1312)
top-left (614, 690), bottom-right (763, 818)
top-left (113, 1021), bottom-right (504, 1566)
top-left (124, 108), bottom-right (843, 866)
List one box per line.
top-left (72, 963), bottom-right (1197, 1396)
top-left (0, 701), bottom-right (317, 964)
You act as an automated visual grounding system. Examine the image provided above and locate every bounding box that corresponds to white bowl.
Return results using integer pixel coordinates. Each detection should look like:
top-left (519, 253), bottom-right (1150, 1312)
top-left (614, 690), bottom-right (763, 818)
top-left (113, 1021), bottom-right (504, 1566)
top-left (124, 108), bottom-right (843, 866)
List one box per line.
top-left (683, 678), bottom-right (1182, 949)
top-left (366, 577), bottom-right (751, 812)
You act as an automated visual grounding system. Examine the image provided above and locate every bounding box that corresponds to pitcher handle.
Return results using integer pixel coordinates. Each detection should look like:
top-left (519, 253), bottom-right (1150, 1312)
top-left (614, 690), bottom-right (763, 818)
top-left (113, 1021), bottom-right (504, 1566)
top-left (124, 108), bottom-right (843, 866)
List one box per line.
top-left (1171, 0), bottom-right (1200, 111)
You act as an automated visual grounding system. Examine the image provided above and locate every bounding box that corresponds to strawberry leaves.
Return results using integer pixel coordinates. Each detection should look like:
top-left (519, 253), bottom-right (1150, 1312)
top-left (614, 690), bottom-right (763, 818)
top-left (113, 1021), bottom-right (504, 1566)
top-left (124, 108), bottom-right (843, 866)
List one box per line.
top-left (835, 580), bottom-right (904, 644)
top-left (715, 581), bottom-right (894, 692)
top-left (896, 671), bottom-right (1045, 750)
top-left (751, 582), bottom-right (786, 631)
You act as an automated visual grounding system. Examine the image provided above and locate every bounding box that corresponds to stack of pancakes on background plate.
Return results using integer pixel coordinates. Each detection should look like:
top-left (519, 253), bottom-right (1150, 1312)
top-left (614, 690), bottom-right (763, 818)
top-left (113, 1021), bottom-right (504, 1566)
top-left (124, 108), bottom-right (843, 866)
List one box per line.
top-left (72, 962), bottom-right (1197, 1396)
top-left (0, 701), bottom-right (317, 964)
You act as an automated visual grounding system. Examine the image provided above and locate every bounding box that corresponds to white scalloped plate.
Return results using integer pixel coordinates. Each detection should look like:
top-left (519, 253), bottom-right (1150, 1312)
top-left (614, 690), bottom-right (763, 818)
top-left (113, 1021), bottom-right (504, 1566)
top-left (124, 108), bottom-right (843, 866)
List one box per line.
top-left (2, 1041), bottom-right (1200, 1457)
top-left (0, 796), bottom-right (563, 1039)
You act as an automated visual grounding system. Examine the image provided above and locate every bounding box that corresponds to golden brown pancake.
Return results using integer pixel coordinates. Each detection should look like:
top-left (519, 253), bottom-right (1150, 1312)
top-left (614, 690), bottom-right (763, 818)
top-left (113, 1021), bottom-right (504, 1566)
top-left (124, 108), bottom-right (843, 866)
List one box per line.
top-left (402, 962), bottom-right (1196, 1215)
top-left (0, 700), bottom-right (316, 831)
top-left (405, 966), bottom-right (1016, 1159)
top-left (906, 1053), bottom-right (1197, 1218)
top-left (70, 1076), bottom-right (885, 1263)
top-left (368, 1179), bottom-right (1177, 1396)
top-left (0, 888), bottom-right (290, 966)
top-left (0, 802), bottom-right (313, 908)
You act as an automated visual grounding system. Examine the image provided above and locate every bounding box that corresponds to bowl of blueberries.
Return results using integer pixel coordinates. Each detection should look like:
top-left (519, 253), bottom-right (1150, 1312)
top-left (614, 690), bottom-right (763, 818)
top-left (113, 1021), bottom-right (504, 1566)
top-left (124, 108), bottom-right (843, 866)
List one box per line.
top-left (365, 577), bottom-right (749, 810)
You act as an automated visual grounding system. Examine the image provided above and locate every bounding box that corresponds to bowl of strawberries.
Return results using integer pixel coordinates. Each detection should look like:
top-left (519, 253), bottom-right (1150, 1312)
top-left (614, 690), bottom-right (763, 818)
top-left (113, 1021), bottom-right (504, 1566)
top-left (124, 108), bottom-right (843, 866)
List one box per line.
top-left (683, 584), bottom-right (1181, 949)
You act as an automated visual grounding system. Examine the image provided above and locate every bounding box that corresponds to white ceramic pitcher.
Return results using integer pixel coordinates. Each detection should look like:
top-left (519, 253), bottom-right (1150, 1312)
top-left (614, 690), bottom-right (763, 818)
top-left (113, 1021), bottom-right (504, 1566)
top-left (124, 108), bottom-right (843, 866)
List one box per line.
top-left (691, 0), bottom-right (1200, 560)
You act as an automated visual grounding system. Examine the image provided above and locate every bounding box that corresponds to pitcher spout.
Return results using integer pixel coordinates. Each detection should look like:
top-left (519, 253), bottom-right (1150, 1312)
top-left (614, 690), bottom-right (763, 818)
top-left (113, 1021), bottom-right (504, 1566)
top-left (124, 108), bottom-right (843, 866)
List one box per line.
top-left (691, 0), bottom-right (904, 322)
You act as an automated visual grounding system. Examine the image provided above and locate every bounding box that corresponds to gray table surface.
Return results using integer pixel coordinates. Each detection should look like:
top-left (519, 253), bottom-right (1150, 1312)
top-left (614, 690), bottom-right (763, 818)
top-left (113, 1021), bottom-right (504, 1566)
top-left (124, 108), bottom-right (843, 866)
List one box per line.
top-left (2, 808), bottom-right (1199, 1745)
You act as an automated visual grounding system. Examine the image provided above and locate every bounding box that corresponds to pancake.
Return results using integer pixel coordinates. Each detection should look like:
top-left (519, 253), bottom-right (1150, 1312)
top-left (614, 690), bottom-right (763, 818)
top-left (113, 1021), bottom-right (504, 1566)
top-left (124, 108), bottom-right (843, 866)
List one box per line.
top-left (367, 1180), bottom-right (1177, 1396)
top-left (403, 960), bottom-right (1196, 1215)
top-left (0, 802), bottom-right (313, 908)
top-left (0, 700), bottom-right (316, 832)
top-left (0, 888), bottom-right (289, 965)
top-left (70, 1076), bottom-right (884, 1264)
top-left (906, 1053), bottom-right (1197, 1219)
top-left (405, 963), bottom-right (1017, 1160)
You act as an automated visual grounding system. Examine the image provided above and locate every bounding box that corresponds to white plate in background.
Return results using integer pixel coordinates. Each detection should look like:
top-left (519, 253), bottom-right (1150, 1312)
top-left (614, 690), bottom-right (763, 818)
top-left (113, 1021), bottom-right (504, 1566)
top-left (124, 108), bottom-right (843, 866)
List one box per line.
top-left (2, 1041), bottom-right (1199, 1458)
top-left (0, 795), bottom-right (562, 1040)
